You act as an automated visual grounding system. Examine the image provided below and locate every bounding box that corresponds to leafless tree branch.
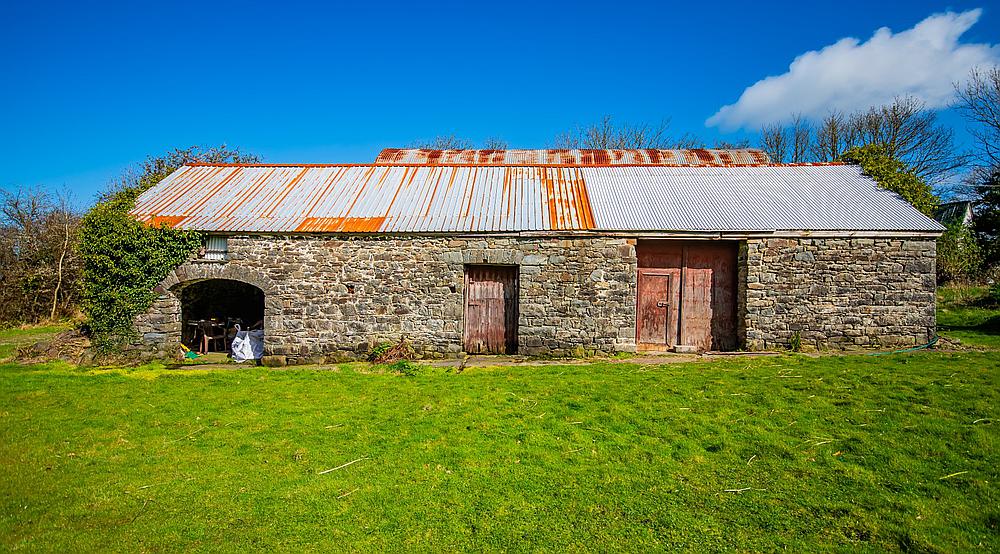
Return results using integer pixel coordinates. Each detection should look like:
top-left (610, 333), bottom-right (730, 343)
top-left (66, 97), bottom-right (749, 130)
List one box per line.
top-left (955, 65), bottom-right (1000, 166)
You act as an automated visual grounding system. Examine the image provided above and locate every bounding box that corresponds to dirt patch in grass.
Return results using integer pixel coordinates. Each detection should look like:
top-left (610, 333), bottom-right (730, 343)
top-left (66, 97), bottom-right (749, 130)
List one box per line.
top-left (0, 323), bottom-right (74, 361)
top-left (15, 329), bottom-right (91, 365)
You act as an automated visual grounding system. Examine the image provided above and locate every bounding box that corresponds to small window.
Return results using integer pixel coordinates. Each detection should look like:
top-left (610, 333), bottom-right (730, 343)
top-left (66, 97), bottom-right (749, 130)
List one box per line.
top-left (204, 236), bottom-right (228, 261)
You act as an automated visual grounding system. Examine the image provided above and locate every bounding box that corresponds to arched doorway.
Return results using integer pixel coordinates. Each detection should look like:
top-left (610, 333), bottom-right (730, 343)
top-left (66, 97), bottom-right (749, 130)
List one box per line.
top-left (178, 279), bottom-right (265, 353)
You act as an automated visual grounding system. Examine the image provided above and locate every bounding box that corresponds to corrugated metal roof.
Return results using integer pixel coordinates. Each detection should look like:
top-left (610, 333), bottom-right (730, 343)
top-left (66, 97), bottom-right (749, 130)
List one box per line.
top-left (132, 165), bottom-right (594, 233)
top-left (375, 148), bottom-right (771, 166)
top-left (582, 165), bottom-right (943, 232)
top-left (131, 163), bottom-right (944, 234)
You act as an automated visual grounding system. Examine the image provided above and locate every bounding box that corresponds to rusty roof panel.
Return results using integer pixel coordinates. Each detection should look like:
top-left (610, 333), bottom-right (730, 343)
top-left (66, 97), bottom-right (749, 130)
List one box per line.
top-left (132, 165), bottom-right (594, 233)
top-left (131, 163), bottom-right (943, 234)
top-left (374, 148), bottom-right (771, 166)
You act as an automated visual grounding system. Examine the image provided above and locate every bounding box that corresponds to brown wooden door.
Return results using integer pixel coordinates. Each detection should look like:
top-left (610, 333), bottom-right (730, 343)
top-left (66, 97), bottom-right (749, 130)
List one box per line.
top-left (464, 266), bottom-right (519, 354)
top-left (637, 269), bottom-right (676, 348)
top-left (637, 240), bottom-right (737, 352)
top-left (684, 243), bottom-right (737, 351)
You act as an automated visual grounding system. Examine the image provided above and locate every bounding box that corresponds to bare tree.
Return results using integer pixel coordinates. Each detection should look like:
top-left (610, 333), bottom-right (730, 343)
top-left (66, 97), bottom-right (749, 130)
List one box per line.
top-left (482, 136), bottom-right (508, 150)
top-left (408, 135), bottom-right (474, 149)
top-left (407, 135), bottom-right (510, 150)
top-left (713, 138), bottom-right (751, 149)
top-left (50, 190), bottom-right (77, 320)
top-left (554, 115), bottom-right (701, 149)
top-left (759, 123), bottom-right (790, 163)
top-left (811, 111), bottom-right (856, 162)
top-left (1, 187), bottom-right (48, 258)
top-left (0, 187), bottom-right (81, 325)
top-left (760, 114), bottom-right (810, 163)
top-left (790, 113), bottom-right (811, 163)
top-left (848, 96), bottom-right (963, 183)
top-left (955, 66), bottom-right (1000, 166)
top-left (674, 133), bottom-right (706, 149)
top-left (797, 98), bottom-right (961, 180)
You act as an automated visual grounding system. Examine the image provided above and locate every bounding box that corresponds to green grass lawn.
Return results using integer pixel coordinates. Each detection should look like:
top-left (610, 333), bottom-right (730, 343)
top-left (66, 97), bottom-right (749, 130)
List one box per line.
top-left (1, 292), bottom-right (998, 552)
top-left (2, 353), bottom-right (997, 552)
top-left (937, 285), bottom-right (1000, 349)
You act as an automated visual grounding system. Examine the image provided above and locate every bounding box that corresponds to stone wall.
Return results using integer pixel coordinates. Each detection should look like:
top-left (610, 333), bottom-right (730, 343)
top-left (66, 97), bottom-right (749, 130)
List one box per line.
top-left (135, 234), bottom-right (938, 361)
top-left (742, 237), bottom-right (936, 350)
top-left (136, 235), bottom-right (638, 362)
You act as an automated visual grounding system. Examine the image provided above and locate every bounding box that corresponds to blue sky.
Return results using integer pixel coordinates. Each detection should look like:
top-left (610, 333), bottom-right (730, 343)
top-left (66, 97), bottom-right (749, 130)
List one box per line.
top-left (2, 0), bottom-right (998, 205)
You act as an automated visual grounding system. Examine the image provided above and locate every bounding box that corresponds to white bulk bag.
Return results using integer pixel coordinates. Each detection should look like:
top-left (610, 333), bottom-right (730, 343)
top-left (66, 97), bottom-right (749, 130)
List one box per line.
top-left (231, 325), bottom-right (264, 362)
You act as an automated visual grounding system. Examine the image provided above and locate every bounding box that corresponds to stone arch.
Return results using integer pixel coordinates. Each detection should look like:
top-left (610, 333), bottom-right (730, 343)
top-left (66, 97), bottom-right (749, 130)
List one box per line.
top-left (158, 262), bottom-right (279, 300)
top-left (137, 263), bottom-right (281, 355)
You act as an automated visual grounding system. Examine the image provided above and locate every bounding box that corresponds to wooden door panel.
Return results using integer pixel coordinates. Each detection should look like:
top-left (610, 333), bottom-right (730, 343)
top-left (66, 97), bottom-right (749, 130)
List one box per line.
top-left (682, 264), bottom-right (713, 350)
top-left (637, 269), bottom-right (676, 348)
top-left (637, 240), bottom-right (738, 352)
top-left (464, 266), bottom-right (518, 354)
top-left (707, 245), bottom-right (737, 351)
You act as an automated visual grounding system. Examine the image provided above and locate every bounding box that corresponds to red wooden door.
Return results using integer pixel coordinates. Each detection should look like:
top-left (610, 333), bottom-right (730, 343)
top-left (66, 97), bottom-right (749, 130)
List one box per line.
top-left (636, 241), bottom-right (737, 352)
top-left (684, 243), bottom-right (737, 351)
top-left (464, 266), bottom-right (519, 354)
top-left (637, 269), bottom-right (676, 348)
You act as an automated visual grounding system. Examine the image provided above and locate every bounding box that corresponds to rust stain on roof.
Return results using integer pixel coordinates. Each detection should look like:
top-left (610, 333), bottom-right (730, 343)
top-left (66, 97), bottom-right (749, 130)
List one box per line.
top-left (144, 215), bottom-right (187, 228)
top-left (129, 162), bottom-right (940, 234)
top-left (373, 148), bottom-right (772, 166)
top-left (295, 217), bottom-right (387, 232)
top-left (185, 161), bottom-right (846, 169)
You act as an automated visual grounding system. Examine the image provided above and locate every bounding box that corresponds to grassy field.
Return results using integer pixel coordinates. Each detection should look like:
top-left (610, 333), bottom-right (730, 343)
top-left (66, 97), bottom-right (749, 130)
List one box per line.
top-left (937, 285), bottom-right (1000, 349)
top-left (0, 324), bottom-right (72, 361)
top-left (0, 290), bottom-right (998, 552)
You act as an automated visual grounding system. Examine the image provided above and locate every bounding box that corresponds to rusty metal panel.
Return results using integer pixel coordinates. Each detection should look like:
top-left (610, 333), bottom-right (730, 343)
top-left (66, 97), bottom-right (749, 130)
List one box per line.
top-left (131, 165), bottom-right (595, 233)
top-left (132, 161), bottom-right (944, 234)
top-left (464, 266), bottom-right (518, 354)
top-left (636, 241), bottom-right (737, 352)
top-left (375, 148), bottom-right (771, 166)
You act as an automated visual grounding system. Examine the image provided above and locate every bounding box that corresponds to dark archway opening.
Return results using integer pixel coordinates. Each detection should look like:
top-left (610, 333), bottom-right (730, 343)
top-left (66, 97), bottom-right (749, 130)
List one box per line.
top-left (179, 279), bottom-right (265, 352)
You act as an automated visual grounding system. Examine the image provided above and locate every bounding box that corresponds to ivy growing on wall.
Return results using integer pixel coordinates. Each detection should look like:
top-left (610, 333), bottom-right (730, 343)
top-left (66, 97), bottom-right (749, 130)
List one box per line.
top-left (839, 144), bottom-right (940, 217)
top-left (79, 146), bottom-right (259, 350)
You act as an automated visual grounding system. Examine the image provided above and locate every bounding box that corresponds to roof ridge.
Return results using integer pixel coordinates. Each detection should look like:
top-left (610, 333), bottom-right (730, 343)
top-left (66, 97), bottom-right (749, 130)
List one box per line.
top-left (185, 162), bottom-right (850, 168)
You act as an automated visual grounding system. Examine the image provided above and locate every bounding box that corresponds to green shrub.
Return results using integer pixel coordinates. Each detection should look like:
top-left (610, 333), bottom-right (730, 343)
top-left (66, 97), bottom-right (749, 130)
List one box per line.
top-left (839, 145), bottom-right (939, 217)
top-left (367, 338), bottom-right (416, 363)
top-left (937, 222), bottom-right (984, 283)
top-left (367, 341), bottom-right (394, 362)
top-left (789, 331), bottom-right (802, 352)
top-left (389, 360), bottom-right (420, 377)
top-left (79, 188), bottom-right (202, 350)
top-left (78, 146), bottom-right (258, 351)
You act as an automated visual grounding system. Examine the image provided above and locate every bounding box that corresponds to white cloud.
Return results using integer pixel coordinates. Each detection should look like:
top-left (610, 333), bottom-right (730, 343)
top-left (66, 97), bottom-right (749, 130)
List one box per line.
top-left (706, 9), bottom-right (1000, 130)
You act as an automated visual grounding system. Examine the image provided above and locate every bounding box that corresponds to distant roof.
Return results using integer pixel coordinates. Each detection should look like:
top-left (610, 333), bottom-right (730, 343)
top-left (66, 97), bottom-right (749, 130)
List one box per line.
top-left (131, 163), bottom-right (944, 234)
top-left (933, 200), bottom-right (973, 226)
top-left (375, 148), bottom-right (771, 166)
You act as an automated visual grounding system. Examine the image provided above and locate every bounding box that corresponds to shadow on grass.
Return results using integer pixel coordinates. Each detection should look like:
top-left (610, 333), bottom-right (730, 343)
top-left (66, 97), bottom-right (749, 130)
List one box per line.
top-left (939, 314), bottom-right (1000, 335)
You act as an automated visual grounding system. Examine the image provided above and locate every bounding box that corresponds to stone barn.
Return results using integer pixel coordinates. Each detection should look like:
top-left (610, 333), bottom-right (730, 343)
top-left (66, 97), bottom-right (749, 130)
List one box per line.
top-left (131, 148), bottom-right (944, 363)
